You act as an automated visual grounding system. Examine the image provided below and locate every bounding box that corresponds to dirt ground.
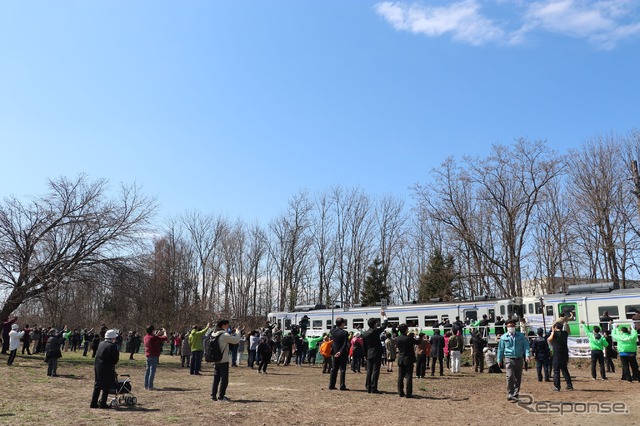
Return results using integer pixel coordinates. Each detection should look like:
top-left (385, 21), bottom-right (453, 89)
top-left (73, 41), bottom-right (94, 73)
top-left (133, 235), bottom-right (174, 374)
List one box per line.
top-left (1, 351), bottom-right (639, 426)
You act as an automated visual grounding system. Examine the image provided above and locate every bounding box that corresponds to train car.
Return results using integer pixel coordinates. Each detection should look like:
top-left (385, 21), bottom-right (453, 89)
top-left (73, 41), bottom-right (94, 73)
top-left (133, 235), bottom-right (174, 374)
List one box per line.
top-left (521, 283), bottom-right (640, 334)
top-left (268, 296), bottom-right (524, 343)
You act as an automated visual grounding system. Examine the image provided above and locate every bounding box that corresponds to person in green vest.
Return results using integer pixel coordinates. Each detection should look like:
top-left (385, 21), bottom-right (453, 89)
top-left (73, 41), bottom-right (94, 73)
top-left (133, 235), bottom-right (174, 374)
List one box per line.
top-left (189, 323), bottom-right (211, 376)
top-left (580, 320), bottom-right (609, 380)
top-left (612, 324), bottom-right (639, 382)
top-left (305, 335), bottom-right (323, 364)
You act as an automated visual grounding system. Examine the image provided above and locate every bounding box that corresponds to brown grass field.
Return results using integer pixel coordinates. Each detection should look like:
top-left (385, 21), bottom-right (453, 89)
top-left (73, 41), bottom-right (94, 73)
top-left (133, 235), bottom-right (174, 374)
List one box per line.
top-left (1, 351), bottom-right (639, 426)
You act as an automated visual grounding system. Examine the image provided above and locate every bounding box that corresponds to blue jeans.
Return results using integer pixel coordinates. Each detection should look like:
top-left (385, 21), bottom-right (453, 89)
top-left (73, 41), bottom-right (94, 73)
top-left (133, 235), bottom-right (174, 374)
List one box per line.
top-left (145, 356), bottom-right (159, 389)
top-left (190, 350), bottom-right (203, 374)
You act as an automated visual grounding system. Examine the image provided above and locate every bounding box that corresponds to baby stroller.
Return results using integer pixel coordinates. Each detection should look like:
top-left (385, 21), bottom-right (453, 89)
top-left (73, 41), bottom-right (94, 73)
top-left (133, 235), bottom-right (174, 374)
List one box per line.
top-left (108, 373), bottom-right (138, 407)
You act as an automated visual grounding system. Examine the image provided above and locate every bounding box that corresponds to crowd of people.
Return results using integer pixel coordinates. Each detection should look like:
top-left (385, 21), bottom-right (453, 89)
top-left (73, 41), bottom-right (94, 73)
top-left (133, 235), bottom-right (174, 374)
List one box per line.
top-left (2, 308), bottom-right (640, 408)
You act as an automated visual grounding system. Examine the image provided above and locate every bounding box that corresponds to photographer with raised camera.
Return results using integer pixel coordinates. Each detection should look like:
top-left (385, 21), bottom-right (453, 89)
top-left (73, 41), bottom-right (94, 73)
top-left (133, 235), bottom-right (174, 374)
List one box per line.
top-left (143, 325), bottom-right (168, 390)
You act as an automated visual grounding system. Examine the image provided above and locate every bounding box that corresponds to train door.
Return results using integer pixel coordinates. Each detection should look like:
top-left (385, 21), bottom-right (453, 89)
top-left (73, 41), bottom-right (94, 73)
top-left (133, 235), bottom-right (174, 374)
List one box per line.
top-left (558, 302), bottom-right (579, 334)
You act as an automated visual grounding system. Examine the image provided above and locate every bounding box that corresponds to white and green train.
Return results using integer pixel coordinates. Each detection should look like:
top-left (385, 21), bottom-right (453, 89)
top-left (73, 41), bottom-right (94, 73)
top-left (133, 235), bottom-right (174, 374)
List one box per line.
top-left (268, 283), bottom-right (640, 343)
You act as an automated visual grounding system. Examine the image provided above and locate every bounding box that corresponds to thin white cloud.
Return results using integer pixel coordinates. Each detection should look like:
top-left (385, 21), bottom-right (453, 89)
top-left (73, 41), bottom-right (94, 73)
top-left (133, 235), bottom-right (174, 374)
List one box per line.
top-left (523, 0), bottom-right (640, 49)
top-left (374, 0), bottom-right (504, 46)
top-left (374, 0), bottom-right (640, 49)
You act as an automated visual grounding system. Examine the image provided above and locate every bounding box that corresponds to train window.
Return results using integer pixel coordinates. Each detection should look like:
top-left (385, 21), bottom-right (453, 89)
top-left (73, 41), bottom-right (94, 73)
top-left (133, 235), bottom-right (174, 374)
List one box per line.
top-left (464, 310), bottom-right (478, 324)
top-left (406, 316), bottom-right (419, 327)
top-left (353, 318), bottom-right (364, 329)
top-left (545, 306), bottom-right (553, 316)
top-left (277, 319), bottom-right (282, 330)
top-left (507, 305), bottom-right (513, 314)
top-left (598, 306), bottom-right (619, 319)
top-left (343, 319), bottom-right (349, 328)
top-left (488, 309), bottom-right (495, 322)
top-left (625, 305), bottom-right (640, 319)
top-left (312, 320), bottom-right (323, 330)
top-left (326, 320), bottom-right (332, 330)
top-left (528, 303), bottom-right (534, 314)
top-left (500, 305), bottom-right (505, 315)
top-left (534, 303), bottom-right (542, 314)
top-left (284, 318), bottom-right (292, 330)
top-left (388, 317), bottom-right (400, 328)
top-left (424, 315), bottom-right (439, 327)
top-left (441, 315), bottom-right (449, 323)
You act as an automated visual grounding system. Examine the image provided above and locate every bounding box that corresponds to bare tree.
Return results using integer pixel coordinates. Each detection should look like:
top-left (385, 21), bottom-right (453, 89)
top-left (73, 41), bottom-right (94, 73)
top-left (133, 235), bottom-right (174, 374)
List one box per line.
top-left (312, 190), bottom-right (337, 305)
top-left (0, 175), bottom-right (156, 320)
top-left (268, 191), bottom-right (313, 311)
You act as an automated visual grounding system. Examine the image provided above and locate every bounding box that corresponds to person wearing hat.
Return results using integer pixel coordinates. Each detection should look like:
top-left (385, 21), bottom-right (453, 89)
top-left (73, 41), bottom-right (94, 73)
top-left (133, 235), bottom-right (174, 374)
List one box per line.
top-left (45, 328), bottom-right (64, 377)
top-left (497, 319), bottom-right (531, 402)
top-left (90, 329), bottom-right (120, 409)
top-left (530, 327), bottom-right (551, 382)
top-left (7, 324), bottom-right (25, 365)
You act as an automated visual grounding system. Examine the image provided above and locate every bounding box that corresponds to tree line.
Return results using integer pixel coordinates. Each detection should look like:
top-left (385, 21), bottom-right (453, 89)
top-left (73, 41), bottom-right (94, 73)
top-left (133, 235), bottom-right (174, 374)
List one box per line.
top-left (2, 132), bottom-right (640, 332)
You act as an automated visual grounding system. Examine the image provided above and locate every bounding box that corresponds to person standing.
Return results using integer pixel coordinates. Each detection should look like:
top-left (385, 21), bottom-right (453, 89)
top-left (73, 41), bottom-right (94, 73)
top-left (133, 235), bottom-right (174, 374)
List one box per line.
top-left (248, 330), bottom-right (260, 369)
top-left (494, 316), bottom-right (505, 337)
top-left (603, 329), bottom-right (616, 374)
top-left (189, 323), bottom-right (211, 375)
top-left (385, 332), bottom-right (397, 373)
top-left (257, 337), bottom-right (272, 374)
top-left (530, 328), bottom-right (551, 382)
top-left (180, 333), bottom-right (191, 368)
top-left (470, 330), bottom-right (487, 373)
top-left (328, 317), bottom-right (349, 391)
top-left (415, 333), bottom-right (431, 378)
top-left (429, 328), bottom-right (445, 376)
top-left (320, 336), bottom-right (333, 374)
top-left (90, 329), bottom-right (119, 409)
top-left (361, 310), bottom-right (388, 393)
top-left (497, 319), bottom-right (531, 402)
top-left (91, 333), bottom-right (101, 358)
top-left (581, 320), bottom-right (609, 380)
top-left (21, 324), bottom-right (32, 355)
top-left (7, 324), bottom-right (25, 365)
top-left (396, 325), bottom-right (420, 398)
top-left (548, 321), bottom-right (573, 391)
top-left (210, 319), bottom-right (241, 402)
top-left (45, 328), bottom-right (64, 377)
top-left (612, 325), bottom-right (640, 382)
top-left (143, 325), bottom-right (168, 390)
top-left (1, 316), bottom-right (18, 355)
top-left (448, 331), bottom-right (463, 373)
top-left (129, 331), bottom-right (140, 360)
top-left (82, 328), bottom-right (94, 357)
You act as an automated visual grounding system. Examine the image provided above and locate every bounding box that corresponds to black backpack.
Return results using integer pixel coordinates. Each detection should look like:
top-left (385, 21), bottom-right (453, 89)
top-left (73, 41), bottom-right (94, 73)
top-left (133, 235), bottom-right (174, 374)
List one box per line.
top-left (205, 334), bottom-right (224, 363)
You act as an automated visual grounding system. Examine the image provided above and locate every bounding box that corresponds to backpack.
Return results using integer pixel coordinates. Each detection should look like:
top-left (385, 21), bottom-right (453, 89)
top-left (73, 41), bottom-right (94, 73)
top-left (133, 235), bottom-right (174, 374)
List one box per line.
top-left (205, 334), bottom-right (224, 363)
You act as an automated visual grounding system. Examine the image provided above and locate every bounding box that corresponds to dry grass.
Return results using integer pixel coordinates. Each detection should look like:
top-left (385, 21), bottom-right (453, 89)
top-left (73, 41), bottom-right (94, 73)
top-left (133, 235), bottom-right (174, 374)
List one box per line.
top-left (1, 351), bottom-right (639, 425)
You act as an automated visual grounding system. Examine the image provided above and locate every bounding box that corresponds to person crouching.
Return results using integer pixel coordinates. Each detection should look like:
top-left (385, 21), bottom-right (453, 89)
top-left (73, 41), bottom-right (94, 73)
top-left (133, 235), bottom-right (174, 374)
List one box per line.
top-left (90, 329), bottom-right (119, 409)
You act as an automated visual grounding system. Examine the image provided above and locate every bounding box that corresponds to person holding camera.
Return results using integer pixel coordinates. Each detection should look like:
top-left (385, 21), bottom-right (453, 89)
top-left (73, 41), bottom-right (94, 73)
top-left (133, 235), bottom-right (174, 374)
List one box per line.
top-left (547, 321), bottom-right (573, 391)
top-left (143, 325), bottom-right (168, 390)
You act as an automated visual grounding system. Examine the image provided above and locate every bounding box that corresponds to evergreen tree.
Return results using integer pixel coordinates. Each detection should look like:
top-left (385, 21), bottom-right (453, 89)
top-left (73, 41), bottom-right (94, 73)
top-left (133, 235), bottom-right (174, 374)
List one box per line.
top-left (418, 248), bottom-right (456, 302)
top-left (361, 258), bottom-right (391, 307)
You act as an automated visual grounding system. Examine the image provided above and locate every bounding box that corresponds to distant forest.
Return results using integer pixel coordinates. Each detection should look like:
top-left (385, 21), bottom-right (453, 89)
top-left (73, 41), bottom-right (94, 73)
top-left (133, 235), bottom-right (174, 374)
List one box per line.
top-left (2, 132), bottom-right (640, 331)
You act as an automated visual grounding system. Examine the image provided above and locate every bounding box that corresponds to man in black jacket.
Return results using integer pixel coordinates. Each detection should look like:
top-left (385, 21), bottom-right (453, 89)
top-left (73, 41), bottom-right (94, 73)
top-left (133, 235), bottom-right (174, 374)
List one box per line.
top-left (91, 329), bottom-right (120, 409)
top-left (361, 310), bottom-right (388, 393)
top-left (430, 328), bottom-right (445, 376)
top-left (396, 324), bottom-right (420, 398)
top-left (329, 318), bottom-right (349, 391)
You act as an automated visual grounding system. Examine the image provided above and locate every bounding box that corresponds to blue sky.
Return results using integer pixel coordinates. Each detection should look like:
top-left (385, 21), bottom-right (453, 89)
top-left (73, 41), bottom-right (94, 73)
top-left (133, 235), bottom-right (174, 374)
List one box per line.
top-left (1, 1), bottom-right (639, 226)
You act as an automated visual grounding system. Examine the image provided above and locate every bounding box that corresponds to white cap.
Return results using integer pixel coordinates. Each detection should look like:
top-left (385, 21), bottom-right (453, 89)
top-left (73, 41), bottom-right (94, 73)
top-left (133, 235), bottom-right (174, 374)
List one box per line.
top-left (11, 324), bottom-right (19, 330)
top-left (105, 329), bottom-right (118, 339)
